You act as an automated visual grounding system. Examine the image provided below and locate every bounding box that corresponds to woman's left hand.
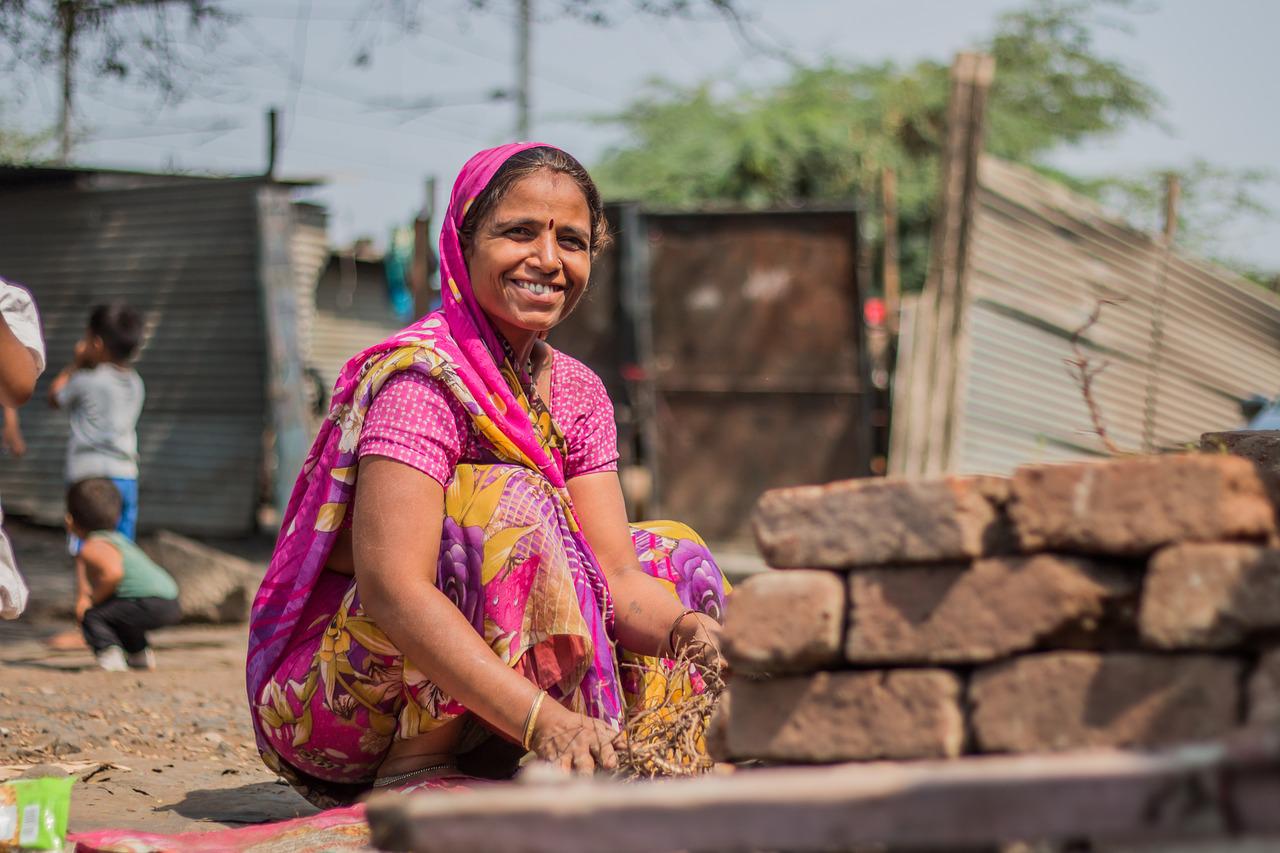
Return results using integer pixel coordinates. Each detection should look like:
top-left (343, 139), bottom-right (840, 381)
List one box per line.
top-left (671, 610), bottom-right (726, 674)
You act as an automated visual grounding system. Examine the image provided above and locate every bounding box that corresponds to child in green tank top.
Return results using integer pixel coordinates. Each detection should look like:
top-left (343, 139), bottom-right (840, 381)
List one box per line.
top-left (66, 478), bottom-right (181, 671)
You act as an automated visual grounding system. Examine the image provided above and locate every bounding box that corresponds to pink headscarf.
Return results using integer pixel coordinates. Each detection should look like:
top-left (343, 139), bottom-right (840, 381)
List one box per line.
top-left (246, 143), bottom-right (618, 755)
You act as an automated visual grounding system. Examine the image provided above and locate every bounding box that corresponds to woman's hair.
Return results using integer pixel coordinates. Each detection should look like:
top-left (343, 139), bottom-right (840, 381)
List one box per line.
top-left (88, 301), bottom-right (144, 361)
top-left (458, 146), bottom-right (611, 257)
top-left (67, 478), bottom-right (123, 532)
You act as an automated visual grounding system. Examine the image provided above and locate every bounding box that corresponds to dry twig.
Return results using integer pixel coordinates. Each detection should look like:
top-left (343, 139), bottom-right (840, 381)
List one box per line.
top-left (615, 641), bottom-right (726, 781)
top-left (1064, 297), bottom-right (1129, 456)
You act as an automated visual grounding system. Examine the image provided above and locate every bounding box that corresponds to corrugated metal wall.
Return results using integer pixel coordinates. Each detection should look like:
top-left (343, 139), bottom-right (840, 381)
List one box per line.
top-left (0, 175), bottom-right (272, 535)
top-left (309, 256), bottom-right (405, 397)
top-left (891, 156), bottom-right (1280, 476)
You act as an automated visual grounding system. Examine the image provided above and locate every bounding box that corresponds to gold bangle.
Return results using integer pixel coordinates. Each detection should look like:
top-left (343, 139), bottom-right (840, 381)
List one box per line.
top-left (521, 690), bottom-right (547, 751)
top-left (666, 608), bottom-right (701, 658)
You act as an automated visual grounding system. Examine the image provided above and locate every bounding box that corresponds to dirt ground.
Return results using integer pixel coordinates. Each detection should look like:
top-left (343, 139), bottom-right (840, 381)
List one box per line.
top-left (0, 520), bottom-right (318, 836)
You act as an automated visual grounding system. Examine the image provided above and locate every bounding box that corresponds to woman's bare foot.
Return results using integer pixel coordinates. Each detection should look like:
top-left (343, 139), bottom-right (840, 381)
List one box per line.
top-left (374, 715), bottom-right (465, 783)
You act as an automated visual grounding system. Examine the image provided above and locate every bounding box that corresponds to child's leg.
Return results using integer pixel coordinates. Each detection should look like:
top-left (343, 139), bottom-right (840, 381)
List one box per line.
top-left (80, 598), bottom-right (133, 651)
top-left (109, 478), bottom-right (139, 540)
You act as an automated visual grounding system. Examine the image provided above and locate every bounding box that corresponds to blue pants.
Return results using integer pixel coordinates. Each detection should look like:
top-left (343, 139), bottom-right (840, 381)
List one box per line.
top-left (110, 477), bottom-right (138, 540)
top-left (68, 477), bottom-right (139, 556)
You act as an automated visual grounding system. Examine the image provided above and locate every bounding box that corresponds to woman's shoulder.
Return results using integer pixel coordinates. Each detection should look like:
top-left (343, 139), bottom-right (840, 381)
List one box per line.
top-left (549, 348), bottom-right (608, 395)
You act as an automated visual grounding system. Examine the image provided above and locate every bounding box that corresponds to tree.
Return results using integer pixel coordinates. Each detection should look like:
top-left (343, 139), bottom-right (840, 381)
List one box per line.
top-left (592, 0), bottom-right (1275, 287)
top-left (0, 0), bottom-right (230, 162)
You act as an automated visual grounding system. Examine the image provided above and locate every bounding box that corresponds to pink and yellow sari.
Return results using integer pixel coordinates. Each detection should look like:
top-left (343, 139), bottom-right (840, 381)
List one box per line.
top-left (246, 143), bottom-right (727, 806)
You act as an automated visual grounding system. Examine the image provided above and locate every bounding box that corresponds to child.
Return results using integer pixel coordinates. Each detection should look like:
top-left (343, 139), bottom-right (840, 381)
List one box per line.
top-left (0, 276), bottom-right (46, 620)
top-left (48, 302), bottom-right (145, 540)
top-left (66, 478), bottom-right (180, 671)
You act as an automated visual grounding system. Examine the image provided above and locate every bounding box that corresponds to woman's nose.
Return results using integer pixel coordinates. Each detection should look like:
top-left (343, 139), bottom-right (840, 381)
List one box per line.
top-left (529, 232), bottom-right (560, 272)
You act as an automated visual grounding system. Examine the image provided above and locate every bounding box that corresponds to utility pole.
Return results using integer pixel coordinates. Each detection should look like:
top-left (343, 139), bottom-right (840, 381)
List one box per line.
top-left (515, 0), bottom-right (531, 139)
top-left (57, 0), bottom-right (77, 163)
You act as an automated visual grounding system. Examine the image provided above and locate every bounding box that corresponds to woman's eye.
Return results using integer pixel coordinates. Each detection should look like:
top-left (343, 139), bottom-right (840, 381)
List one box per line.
top-left (506, 227), bottom-right (532, 238)
top-left (559, 237), bottom-right (586, 251)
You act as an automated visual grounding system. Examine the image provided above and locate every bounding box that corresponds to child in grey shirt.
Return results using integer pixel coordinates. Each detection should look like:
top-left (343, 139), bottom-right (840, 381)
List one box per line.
top-left (49, 303), bottom-right (145, 540)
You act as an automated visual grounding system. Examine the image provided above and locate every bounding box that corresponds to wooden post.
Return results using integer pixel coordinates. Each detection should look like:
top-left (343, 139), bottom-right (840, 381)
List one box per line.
top-left (892, 52), bottom-right (994, 477)
top-left (266, 108), bottom-right (279, 178)
top-left (411, 175), bottom-right (437, 319)
top-left (880, 166), bottom-right (900, 336)
top-left (1141, 172), bottom-right (1182, 452)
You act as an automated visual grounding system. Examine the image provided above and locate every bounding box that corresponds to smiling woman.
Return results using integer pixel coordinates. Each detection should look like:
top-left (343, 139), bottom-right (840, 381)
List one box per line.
top-left (244, 144), bottom-right (729, 807)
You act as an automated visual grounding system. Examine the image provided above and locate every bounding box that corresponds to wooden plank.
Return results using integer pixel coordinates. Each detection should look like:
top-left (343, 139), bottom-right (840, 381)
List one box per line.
top-left (366, 742), bottom-right (1280, 852)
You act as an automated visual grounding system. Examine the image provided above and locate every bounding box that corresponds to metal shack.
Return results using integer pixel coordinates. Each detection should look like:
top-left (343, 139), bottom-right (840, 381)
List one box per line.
top-left (890, 55), bottom-right (1280, 476)
top-left (0, 166), bottom-right (326, 536)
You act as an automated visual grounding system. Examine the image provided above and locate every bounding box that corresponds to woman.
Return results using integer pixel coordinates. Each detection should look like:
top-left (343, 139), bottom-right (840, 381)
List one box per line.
top-left (246, 143), bottom-right (729, 806)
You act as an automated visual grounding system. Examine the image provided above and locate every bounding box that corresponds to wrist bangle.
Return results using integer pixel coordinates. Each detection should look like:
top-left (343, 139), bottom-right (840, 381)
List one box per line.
top-left (521, 690), bottom-right (547, 751)
top-left (666, 608), bottom-right (701, 658)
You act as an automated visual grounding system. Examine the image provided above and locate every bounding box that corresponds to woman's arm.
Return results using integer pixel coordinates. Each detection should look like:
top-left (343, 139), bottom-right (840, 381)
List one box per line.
top-left (352, 455), bottom-right (619, 771)
top-left (567, 471), bottom-right (721, 659)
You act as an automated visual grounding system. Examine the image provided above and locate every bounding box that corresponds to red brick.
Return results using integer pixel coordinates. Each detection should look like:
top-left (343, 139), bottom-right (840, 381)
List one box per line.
top-left (725, 670), bottom-right (964, 762)
top-left (970, 652), bottom-right (1241, 753)
top-left (846, 555), bottom-right (1136, 664)
top-left (1140, 544), bottom-right (1280, 649)
top-left (1008, 455), bottom-right (1273, 556)
top-left (751, 476), bottom-right (1011, 568)
top-left (722, 571), bottom-right (845, 674)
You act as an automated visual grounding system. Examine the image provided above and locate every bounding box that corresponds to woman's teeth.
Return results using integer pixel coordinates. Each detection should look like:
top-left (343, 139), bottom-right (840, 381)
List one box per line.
top-left (517, 281), bottom-right (558, 296)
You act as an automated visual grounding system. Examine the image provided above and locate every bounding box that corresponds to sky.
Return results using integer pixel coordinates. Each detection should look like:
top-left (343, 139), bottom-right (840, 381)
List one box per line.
top-left (5, 0), bottom-right (1279, 267)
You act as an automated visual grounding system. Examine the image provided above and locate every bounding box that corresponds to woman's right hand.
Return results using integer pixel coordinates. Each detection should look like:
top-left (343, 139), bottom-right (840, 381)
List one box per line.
top-left (526, 700), bottom-right (621, 774)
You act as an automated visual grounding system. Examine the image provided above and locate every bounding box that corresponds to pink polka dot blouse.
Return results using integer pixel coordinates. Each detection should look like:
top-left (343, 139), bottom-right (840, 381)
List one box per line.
top-left (358, 348), bottom-right (619, 487)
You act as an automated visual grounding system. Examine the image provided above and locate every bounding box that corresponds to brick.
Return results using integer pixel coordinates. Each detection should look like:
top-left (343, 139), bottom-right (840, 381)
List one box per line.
top-left (722, 571), bottom-right (845, 674)
top-left (139, 530), bottom-right (258, 623)
top-left (970, 652), bottom-right (1241, 753)
top-left (1008, 455), bottom-right (1274, 556)
top-left (1248, 648), bottom-right (1280, 725)
top-left (751, 476), bottom-right (1011, 568)
top-left (725, 670), bottom-right (964, 762)
top-left (1202, 430), bottom-right (1280, 522)
top-left (846, 555), bottom-right (1136, 664)
top-left (1139, 544), bottom-right (1280, 649)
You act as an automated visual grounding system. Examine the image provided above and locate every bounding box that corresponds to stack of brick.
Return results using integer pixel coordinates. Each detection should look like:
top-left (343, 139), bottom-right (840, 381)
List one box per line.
top-left (716, 451), bottom-right (1280, 763)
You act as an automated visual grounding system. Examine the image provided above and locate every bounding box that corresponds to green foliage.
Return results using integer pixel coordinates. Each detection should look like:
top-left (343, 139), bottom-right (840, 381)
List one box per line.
top-left (591, 0), bottom-right (1196, 290)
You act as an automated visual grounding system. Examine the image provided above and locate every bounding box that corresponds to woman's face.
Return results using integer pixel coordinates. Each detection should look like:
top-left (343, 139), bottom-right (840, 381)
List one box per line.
top-left (465, 168), bottom-right (592, 347)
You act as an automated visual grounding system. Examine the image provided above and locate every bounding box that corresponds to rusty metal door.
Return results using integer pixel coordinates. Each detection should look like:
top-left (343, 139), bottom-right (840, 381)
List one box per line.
top-left (645, 210), bottom-right (870, 543)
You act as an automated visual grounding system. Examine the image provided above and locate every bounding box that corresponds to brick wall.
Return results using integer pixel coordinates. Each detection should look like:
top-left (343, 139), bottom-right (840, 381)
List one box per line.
top-left (717, 442), bottom-right (1280, 762)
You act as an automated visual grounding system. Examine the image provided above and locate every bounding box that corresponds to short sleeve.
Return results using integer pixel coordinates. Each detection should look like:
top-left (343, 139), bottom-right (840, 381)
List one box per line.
top-left (358, 370), bottom-right (464, 487)
top-left (0, 283), bottom-right (46, 375)
top-left (54, 369), bottom-right (86, 409)
top-left (552, 353), bottom-right (620, 479)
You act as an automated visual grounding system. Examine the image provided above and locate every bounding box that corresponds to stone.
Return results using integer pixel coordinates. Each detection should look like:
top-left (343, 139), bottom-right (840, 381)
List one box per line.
top-left (139, 530), bottom-right (260, 623)
top-left (721, 571), bottom-right (845, 673)
top-left (970, 652), bottom-right (1241, 753)
top-left (1139, 544), bottom-right (1280, 649)
top-left (1247, 648), bottom-right (1280, 725)
top-left (1008, 455), bottom-right (1274, 556)
top-left (751, 476), bottom-right (1012, 568)
top-left (1201, 430), bottom-right (1280, 514)
top-left (845, 555), bottom-right (1137, 664)
top-left (724, 670), bottom-right (964, 762)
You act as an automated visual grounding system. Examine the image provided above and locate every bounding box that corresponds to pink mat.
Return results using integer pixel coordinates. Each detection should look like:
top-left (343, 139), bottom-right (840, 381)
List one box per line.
top-left (70, 774), bottom-right (475, 852)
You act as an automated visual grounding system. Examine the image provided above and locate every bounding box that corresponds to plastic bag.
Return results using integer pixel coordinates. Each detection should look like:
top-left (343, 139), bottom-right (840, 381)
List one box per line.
top-left (0, 777), bottom-right (74, 851)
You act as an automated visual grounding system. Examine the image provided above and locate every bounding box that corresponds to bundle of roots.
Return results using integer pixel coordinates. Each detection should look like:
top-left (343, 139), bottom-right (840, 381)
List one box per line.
top-left (615, 640), bottom-right (726, 780)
